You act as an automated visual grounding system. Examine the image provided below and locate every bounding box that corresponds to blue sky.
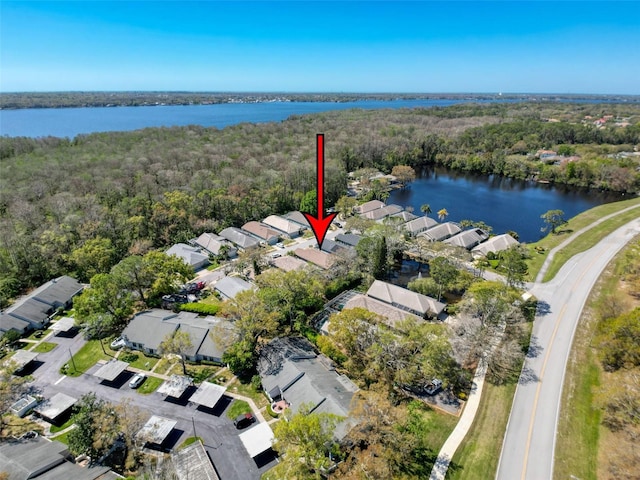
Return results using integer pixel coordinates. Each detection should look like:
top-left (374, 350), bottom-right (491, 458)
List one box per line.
top-left (1, 1), bottom-right (639, 94)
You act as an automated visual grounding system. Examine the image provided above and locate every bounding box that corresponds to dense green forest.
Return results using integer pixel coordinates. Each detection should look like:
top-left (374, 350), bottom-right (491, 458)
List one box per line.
top-left (1, 102), bottom-right (639, 305)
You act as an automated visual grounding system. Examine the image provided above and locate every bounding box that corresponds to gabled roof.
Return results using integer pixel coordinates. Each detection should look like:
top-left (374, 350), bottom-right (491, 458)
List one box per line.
top-left (6, 298), bottom-right (52, 325)
top-left (354, 200), bottom-right (385, 214)
top-left (366, 280), bottom-right (445, 317)
top-left (472, 234), bottom-right (519, 256)
top-left (404, 216), bottom-right (439, 234)
top-left (258, 337), bottom-right (358, 440)
top-left (176, 324), bottom-right (209, 358)
top-left (294, 248), bottom-right (335, 269)
top-left (343, 294), bottom-right (422, 329)
top-left (444, 229), bottom-right (489, 250)
top-left (166, 243), bottom-right (209, 268)
top-left (194, 232), bottom-right (235, 256)
top-left (172, 440), bottom-right (220, 480)
top-left (272, 255), bottom-right (308, 272)
top-left (241, 221), bottom-right (280, 242)
top-left (390, 211), bottom-right (418, 223)
top-left (320, 239), bottom-right (346, 254)
top-left (418, 222), bottom-right (462, 242)
top-left (121, 310), bottom-right (179, 351)
top-left (335, 233), bottom-right (362, 248)
top-left (214, 276), bottom-right (254, 299)
top-left (283, 211), bottom-right (311, 228)
top-left (262, 215), bottom-right (302, 235)
top-left (219, 227), bottom-right (260, 249)
top-left (29, 276), bottom-right (83, 307)
top-left (0, 314), bottom-right (31, 334)
top-left (362, 204), bottom-right (403, 221)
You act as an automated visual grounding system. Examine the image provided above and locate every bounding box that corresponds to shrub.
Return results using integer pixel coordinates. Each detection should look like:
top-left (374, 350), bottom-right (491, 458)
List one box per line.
top-left (179, 302), bottom-right (220, 315)
top-left (120, 352), bottom-right (139, 363)
top-left (316, 335), bottom-right (347, 365)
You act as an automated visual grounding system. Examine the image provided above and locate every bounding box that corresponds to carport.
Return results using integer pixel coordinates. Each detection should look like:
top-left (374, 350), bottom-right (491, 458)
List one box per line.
top-left (171, 440), bottom-right (220, 480)
top-left (239, 422), bottom-right (275, 458)
top-left (93, 359), bottom-right (129, 383)
top-left (136, 415), bottom-right (177, 447)
top-left (189, 381), bottom-right (226, 409)
top-left (50, 316), bottom-right (76, 335)
top-left (157, 375), bottom-right (193, 398)
top-left (5, 350), bottom-right (38, 372)
top-left (35, 392), bottom-right (77, 423)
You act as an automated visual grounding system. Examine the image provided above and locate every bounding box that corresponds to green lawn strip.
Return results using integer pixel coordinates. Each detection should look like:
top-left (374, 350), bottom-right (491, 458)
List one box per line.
top-left (185, 364), bottom-right (218, 384)
top-left (526, 197), bottom-right (640, 280)
top-left (30, 342), bottom-right (57, 353)
top-left (26, 329), bottom-right (52, 341)
top-left (50, 428), bottom-right (73, 445)
top-left (421, 408), bottom-right (458, 463)
top-left (542, 208), bottom-right (640, 282)
top-left (448, 382), bottom-right (518, 480)
top-left (49, 417), bottom-right (74, 433)
top-left (136, 375), bottom-right (164, 395)
top-left (179, 436), bottom-right (204, 449)
top-left (226, 399), bottom-right (252, 419)
top-left (227, 378), bottom-right (268, 408)
top-left (64, 340), bottom-right (111, 377)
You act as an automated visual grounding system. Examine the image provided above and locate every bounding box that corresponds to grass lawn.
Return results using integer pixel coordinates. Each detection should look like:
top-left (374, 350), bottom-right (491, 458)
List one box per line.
top-left (227, 399), bottom-right (252, 419)
top-left (198, 295), bottom-right (222, 307)
top-left (31, 341), bottom-right (57, 353)
top-left (542, 207), bottom-right (640, 282)
top-left (26, 329), bottom-right (52, 341)
top-left (136, 375), bottom-right (164, 395)
top-left (120, 351), bottom-right (160, 371)
top-left (526, 197), bottom-right (640, 281)
top-left (49, 417), bottom-right (74, 434)
top-left (178, 436), bottom-right (203, 449)
top-left (185, 364), bottom-right (219, 384)
top-left (50, 428), bottom-right (73, 445)
top-left (227, 378), bottom-right (268, 408)
top-left (64, 340), bottom-right (111, 377)
top-left (421, 407), bottom-right (458, 463)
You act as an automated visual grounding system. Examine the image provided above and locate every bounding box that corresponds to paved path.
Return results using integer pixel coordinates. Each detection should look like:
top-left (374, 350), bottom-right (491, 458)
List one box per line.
top-left (497, 217), bottom-right (640, 480)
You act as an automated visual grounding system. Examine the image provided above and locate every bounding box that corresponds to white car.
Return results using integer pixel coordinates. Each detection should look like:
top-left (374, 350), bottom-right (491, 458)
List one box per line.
top-left (129, 373), bottom-right (147, 389)
top-left (276, 242), bottom-right (285, 249)
top-left (425, 378), bottom-right (443, 395)
top-left (110, 337), bottom-right (126, 350)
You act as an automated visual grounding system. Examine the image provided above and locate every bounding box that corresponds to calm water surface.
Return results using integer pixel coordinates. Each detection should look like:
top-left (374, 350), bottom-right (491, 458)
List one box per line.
top-left (389, 167), bottom-right (625, 243)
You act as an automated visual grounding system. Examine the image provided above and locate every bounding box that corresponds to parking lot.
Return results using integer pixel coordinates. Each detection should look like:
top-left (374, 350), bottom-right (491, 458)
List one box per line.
top-left (26, 331), bottom-right (278, 478)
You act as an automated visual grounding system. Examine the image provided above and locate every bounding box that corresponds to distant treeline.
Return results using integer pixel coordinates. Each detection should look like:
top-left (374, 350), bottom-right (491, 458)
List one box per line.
top-left (0, 103), bottom-right (639, 305)
top-left (1, 90), bottom-right (638, 110)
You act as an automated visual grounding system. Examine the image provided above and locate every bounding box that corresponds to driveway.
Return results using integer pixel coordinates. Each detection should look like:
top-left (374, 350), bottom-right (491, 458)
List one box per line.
top-left (29, 333), bottom-right (277, 479)
top-left (496, 218), bottom-right (640, 480)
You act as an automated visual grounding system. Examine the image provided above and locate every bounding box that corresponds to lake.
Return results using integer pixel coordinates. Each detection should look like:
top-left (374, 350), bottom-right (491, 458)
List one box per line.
top-left (0, 98), bottom-right (506, 138)
top-left (389, 167), bottom-right (625, 243)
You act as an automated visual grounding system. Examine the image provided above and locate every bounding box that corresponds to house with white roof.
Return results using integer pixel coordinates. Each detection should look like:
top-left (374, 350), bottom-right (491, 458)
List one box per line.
top-left (262, 215), bottom-right (303, 238)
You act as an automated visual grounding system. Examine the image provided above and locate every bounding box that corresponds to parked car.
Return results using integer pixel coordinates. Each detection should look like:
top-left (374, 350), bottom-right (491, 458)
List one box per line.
top-left (271, 252), bottom-right (282, 258)
top-left (129, 373), bottom-right (147, 389)
top-left (110, 337), bottom-right (127, 350)
top-left (20, 430), bottom-right (39, 439)
top-left (233, 413), bottom-right (256, 429)
top-left (276, 242), bottom-right (285, 249)
top-left (425, 378), bottom-right (443, 395)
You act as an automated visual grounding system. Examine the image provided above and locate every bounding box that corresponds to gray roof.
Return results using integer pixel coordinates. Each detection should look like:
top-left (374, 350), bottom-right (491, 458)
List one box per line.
top-left (258, 337), bottom-right (358, 440)
top-left (390, 211), bottom-right (418, 222)
top-left (404, 216), bottom-right (439, 234)
top-left (137, 415), bottom-right (177, 445)
top-left (355, 200), bottom-right (385, 214)
top-left (472, 233), bottom-right (519, 256)
top-left (50, 316), bottom-right (76, 333)
top-left (121, 310), bottom-right (179, 352)
top-left (283, 211), bottom-right (311, 228)
top-left (172, 440), bottom-right (220, 480)
top-left (189, 382), bottom-right (226, 409)
top-left (157, 375), bottom-right (193, 398)
top-left (6, 350), bottom-right (39, 371)
top-left (194, 233), bottom-right (235, 256)
top-left (343, 294), bottom-right (422, 329)
top-left (219, 227), bottom-right (260, 249)
top-left (214, 276), bottom-right (254, 300)
top-left (195, 318), bottom-right (233, 360)
top-left (444, 229), bottom-right (490, 250)
top-left (93, 360), bottom-right (129, 382)
top-left (320, 239), bottom-right (346, 254)
top-left (166, 243), bottom-right (209, 268)
top-left (362, 204), bottom-right (403, 221)
top-left (34, 460), bottom-right (112, 480)
top-left (35, 393), bottom-right (78, 420)
top-left (177, 324), bottom-right (209, 357)
top-left (419, 222), bottom-right (462, 242)
top-left (5, 298), bottom-right (52, 326)
top-left (28, 276), bottom-right (83, 308)
top-left (366, 280), bottom-right (446, 317)
top-left (335, 233), bottom-right (362, 247)
top-left (0, 314), bottom-right (31, 333)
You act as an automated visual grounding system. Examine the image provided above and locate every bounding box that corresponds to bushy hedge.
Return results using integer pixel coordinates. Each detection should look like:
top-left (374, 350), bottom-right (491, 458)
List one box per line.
top-left (179, 302), bottom-right (221, 315)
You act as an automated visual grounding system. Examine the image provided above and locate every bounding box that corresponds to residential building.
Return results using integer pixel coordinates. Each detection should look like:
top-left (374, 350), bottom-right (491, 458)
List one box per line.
top-left (418, 222), bottom-right (462, 242)
top-left (258, 337), bottom-right (359, 440)
top-left (354, 200), bottom-right (385, 214)
top-left (272, 255), bottom-right (308, 272)
top-left (390, 211), bottom-right (418, 223)
top-left (294, 248), bottom-right (336, 269)
top-left (404, 216), bottom-right (439, 236)
top-left (262, 215), bottom-right (303, 238)
top-left (219, 227), bottom-right (260, 250)
top-left (283, 211), bottom-right (311, 229)
top-left (362, 204), bottom-right (403, 221)
top-left (166, 243), bottom-right (210, 270)
top-left (0, 276), bottom-right (83, 334)
top-left (214, 276), bottom-right (255, 300)
top-left (241, 221), bottom-right (280, 245)
top-left (342, 293), bottom-right (422, 329)
top-left (471, 233), bottom-right (519, 257)
top-left (335, 233), bottom-right (362, 248)
top-left (120, 310), bottom-right (179, 355)
top-left (192, 232), bottom-right (237, 258)
top-left (366, 280), bottom-right (446, 319)
top-left (444, 229), bottom-right (490, 250)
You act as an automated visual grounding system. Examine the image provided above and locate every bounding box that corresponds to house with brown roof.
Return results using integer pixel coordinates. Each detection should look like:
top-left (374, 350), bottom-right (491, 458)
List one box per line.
top-left (366, 280), bottom-right (445, 319)
top-left (262, 215), bottom-right (303, 238)
top-left (294, 248), bottom-right (336, 269)
top-left (241, 221), bottom-right (280, 245)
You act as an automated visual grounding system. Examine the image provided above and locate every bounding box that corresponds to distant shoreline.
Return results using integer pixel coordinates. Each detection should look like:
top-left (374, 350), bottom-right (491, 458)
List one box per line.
top-left (2, 91), bottom-right (639, 110)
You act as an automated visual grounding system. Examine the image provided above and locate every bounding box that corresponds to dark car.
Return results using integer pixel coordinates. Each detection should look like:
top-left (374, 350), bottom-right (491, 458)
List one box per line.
top-left (233, 413), bottom-right (256, 429)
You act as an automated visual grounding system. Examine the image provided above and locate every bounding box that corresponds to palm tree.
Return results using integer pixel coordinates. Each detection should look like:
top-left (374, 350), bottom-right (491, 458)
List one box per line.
top-left (420, 204), bottom-right (432, 217)
top-left (437, 208), bottom-right (449, 222)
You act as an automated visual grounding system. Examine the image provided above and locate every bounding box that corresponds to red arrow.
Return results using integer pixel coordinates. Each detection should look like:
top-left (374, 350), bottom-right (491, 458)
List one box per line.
top-left (303, 134), bottom-right (337, 250)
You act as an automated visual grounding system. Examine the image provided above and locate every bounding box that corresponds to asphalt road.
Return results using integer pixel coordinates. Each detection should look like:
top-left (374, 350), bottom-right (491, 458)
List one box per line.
top-left (496, 218), bottom-right (640, 480)
top-left (27, 331), bottom-right (277, 479)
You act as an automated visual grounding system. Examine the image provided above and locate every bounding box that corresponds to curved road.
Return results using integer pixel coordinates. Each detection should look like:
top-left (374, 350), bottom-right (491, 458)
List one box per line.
top-left (496, 217), bottom-right (640, 480)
